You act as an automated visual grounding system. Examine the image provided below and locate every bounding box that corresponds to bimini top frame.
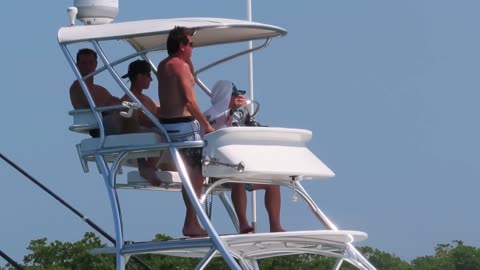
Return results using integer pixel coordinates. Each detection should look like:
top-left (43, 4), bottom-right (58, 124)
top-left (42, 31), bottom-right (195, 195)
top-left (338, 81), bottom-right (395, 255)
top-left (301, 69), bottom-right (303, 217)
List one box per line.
top-left (58, 17), bottom-right (287, 142)
top-left (58, 17), bottom-right (287, 49)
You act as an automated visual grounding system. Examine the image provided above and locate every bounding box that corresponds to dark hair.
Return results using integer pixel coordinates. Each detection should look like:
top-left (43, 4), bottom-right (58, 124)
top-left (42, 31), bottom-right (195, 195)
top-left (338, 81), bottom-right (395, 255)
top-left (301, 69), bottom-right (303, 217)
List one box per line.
top-left (122, 60), bottom-right (151, 82)
top-left (76, 48), bottom-right (97, 62)
top-left (166, 26), bottom-right (195, 56)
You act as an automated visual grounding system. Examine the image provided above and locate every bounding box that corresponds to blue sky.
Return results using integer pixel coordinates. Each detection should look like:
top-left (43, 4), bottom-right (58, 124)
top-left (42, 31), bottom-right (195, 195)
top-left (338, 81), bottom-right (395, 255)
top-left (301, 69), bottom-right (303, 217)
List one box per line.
top-left (2, 0), bottom-right (480, 265)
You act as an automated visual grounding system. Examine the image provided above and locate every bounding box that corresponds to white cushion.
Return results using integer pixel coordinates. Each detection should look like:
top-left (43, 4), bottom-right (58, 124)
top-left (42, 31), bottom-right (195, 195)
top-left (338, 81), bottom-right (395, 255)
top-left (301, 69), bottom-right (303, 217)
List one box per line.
top-left (127, 171), bottom-right (181, 185)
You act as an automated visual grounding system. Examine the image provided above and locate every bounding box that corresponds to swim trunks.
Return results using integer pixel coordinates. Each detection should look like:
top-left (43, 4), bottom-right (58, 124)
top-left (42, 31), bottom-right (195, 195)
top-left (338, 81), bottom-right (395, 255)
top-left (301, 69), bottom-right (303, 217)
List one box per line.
top-left (89, 113), bottom-right (120, 138)
top-left (159, 116), bottom-right (203, 168)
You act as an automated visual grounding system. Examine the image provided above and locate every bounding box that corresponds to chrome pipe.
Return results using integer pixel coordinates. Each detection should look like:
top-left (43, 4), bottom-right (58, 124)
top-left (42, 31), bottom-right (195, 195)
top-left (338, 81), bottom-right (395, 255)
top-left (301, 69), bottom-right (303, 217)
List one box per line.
top-left (169, 146), bottom-right (241, 269)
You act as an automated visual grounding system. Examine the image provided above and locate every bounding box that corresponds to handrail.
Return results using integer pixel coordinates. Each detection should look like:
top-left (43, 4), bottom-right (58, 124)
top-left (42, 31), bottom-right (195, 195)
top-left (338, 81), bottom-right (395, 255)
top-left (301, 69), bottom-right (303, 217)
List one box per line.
top-left (194, 38), bottom-right (272, 96)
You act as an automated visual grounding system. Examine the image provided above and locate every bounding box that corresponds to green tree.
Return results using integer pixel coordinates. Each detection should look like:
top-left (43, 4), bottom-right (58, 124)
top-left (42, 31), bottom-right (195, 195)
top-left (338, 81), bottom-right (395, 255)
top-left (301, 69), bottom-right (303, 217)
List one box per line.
top-left (22, 232), bottom-right (114, 269)
top-left (6, 234), bottom-right (480, 270)
top-left (358, 246), bottom-right (411, 270)
top-left (412, 240), bottom-right (480, 270)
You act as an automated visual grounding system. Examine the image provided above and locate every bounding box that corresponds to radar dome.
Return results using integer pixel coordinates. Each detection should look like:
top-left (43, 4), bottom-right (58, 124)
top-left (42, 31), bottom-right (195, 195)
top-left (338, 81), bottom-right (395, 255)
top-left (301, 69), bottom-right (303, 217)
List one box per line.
top-left (74, 0), bottom-right (119, 25)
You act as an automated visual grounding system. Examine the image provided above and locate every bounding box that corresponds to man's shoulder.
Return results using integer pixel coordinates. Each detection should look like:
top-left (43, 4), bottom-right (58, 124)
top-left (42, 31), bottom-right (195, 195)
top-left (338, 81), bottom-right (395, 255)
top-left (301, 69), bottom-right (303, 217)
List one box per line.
top-left (138, 93), bottom-right (152, 102)
top-left (165, 57), bottom-right (188, 70)
top-left (158, 58), bottom-right (188, 79)
top-left (91, 84), bottom-right (112, 96)
top-left (70, 80), bottom-right (80, 91)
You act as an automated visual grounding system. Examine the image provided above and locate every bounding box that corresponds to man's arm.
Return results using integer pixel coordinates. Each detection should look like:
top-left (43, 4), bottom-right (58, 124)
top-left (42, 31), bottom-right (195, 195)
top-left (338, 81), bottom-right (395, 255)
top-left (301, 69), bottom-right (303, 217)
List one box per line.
top-left (175, 62), bottom-right (214, 133)
top-left (70, 82), bottom-right (119, 109)
top-left (69, 81), bottom-right (88, 109)
top-left (232, 95), bottom-right (247, 108)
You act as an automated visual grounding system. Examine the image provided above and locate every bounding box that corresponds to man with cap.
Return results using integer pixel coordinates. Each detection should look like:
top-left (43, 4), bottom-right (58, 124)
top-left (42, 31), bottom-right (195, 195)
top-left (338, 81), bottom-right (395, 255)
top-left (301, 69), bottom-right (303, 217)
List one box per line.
top-left (120, 59), bottom-right (164, 186)
top-left (204, 80), bottom-right (285, 234)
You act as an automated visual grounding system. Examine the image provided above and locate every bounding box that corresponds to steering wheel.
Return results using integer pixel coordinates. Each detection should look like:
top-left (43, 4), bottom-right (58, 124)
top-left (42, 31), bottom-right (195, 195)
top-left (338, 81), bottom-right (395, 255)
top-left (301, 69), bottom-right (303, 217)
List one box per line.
top-left (246, 99), bottom-right (260, 118)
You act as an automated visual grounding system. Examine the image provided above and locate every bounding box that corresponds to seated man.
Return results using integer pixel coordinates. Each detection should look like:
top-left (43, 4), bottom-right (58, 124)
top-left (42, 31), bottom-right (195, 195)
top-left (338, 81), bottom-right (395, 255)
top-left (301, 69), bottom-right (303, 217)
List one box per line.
top-left (120, 59), bottom-right (166, 186)
top-left (204, 80), bottom-right (285, 233)
top-left (69, 48), bottom-right (122, 137)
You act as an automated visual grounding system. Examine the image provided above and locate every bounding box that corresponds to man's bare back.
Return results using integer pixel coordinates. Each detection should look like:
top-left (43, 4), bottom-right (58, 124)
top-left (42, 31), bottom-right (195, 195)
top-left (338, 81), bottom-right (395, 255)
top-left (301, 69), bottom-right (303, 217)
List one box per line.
top-left (157, 57), bottom-right (193, 118)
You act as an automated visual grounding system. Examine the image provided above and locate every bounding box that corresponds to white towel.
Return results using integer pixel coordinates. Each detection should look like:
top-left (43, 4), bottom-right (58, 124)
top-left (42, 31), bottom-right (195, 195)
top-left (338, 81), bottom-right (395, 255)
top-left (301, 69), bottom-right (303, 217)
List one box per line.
top-left (203, 80), bottom-right (234, 130)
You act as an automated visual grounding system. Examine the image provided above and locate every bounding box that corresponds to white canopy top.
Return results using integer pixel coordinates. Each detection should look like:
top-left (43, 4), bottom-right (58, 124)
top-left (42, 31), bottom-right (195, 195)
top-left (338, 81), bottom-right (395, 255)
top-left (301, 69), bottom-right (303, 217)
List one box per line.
top-left (57, 17), bottom-right (287, 51)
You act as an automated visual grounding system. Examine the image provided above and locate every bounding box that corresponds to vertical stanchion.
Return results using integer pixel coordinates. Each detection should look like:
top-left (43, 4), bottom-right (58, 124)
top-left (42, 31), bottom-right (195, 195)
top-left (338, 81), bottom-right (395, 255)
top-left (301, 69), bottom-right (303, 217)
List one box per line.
top-left (246, 0), bottom-right (258, 232)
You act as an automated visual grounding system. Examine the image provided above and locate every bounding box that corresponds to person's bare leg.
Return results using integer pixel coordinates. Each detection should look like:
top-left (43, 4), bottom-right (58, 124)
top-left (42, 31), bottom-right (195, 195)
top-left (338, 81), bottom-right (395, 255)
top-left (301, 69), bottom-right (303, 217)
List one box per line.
top-left (231, 183), bottom-right (254, 233)
top-left (182, 165), bottom-right (208, 237)
top-left (138, 158), bottom-right (163, 186)
top-left (265, 185), bottom-right (284, 232)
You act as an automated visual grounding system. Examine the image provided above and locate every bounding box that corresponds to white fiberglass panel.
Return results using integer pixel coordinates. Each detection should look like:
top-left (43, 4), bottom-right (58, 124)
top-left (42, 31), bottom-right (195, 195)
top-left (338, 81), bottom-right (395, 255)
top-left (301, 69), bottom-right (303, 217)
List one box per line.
top-left (202, 127), bottom-right (335, 181)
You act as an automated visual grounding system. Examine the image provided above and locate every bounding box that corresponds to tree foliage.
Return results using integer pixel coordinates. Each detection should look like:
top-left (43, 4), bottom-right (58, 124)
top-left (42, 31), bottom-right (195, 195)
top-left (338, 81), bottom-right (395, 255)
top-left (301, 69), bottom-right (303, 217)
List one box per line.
top-left (411, 240), bottom-right (480, 270)
top-left (2, 234), bottom-right (480, 270)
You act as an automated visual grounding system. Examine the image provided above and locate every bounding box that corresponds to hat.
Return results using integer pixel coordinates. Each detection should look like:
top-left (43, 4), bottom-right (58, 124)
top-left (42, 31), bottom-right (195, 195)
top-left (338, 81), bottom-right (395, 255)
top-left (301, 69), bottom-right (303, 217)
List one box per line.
top-left (121, 60), bottom-right (151, 79)
top-left (231, 83), bottom-right (246, 96)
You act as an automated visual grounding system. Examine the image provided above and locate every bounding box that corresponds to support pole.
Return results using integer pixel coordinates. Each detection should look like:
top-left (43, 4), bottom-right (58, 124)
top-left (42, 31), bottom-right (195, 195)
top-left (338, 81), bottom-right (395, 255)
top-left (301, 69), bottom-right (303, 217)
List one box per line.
top-left (246, 0), bottom-right (258, 232)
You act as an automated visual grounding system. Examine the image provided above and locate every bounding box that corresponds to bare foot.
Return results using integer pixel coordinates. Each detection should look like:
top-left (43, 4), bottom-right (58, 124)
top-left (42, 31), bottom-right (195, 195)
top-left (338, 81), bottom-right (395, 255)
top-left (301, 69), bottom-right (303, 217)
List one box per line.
top-left (270, 227), bottom-right (285, 233)
top-left (182, 226), bottom-right (208, 238)
top-left (139, 166), bottom-right (163, 186)
top-left (240, 225), bottom-right (255, 234)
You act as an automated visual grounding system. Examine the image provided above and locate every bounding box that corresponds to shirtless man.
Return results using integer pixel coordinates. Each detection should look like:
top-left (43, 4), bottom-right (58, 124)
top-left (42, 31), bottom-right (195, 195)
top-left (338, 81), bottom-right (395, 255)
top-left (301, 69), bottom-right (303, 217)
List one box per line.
top-left (70, 48), bottom-right (120, 109)
top-left (69, 48), bottom-right (121, 137)
top-left (157, 26), bottom-right (215, 237)
top-left (120, 59), bottom-right (164, 186)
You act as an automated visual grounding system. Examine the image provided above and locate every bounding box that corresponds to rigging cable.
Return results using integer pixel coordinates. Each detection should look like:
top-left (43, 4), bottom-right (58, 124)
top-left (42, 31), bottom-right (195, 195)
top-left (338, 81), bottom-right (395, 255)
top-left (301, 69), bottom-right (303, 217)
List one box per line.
top-left (0, 153), bottom-right (152, 270)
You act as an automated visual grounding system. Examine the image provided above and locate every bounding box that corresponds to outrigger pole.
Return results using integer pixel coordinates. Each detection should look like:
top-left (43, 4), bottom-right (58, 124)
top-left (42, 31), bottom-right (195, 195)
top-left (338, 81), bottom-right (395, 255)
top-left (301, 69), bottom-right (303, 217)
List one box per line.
top-left (0, 250), bottom-right (23, 270)
top-left (0, 153), bottom-right (152, 270)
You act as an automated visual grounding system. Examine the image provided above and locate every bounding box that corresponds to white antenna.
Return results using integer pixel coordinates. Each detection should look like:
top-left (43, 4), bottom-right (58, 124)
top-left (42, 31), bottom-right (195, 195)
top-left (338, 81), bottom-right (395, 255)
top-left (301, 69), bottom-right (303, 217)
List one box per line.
top-left (67, 7), bottom-right (78, 26)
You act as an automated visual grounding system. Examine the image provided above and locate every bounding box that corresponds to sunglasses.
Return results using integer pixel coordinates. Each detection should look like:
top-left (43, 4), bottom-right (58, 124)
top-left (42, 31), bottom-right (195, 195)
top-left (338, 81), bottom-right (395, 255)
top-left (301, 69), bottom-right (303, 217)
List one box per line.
top-left (186, 41), bottom-right (193, 47)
